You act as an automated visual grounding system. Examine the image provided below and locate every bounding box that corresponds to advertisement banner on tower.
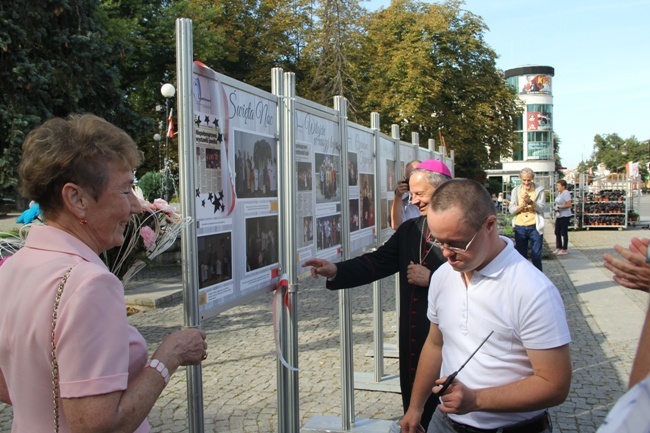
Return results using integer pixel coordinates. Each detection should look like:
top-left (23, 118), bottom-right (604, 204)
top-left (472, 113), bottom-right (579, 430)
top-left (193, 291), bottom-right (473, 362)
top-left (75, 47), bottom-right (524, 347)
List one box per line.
top-left (519, 74), bottom-right (552, 94)
top-left (527, 111), bottom-right (552, 131)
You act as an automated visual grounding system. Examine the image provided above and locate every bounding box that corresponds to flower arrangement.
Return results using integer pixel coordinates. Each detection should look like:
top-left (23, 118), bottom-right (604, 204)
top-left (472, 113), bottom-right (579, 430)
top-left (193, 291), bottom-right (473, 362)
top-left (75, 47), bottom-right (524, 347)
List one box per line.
top-left (0, 225), bottom-right (30, 265)
top-left (102, 196), bottom-right (192, 285)
top-left (0, 195), bottom-right (191, 286)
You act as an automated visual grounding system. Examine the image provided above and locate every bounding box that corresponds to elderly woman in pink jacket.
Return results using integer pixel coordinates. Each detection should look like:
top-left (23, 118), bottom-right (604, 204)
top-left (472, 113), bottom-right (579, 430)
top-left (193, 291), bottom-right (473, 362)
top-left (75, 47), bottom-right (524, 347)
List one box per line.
top-left (0, 114), bottom-right (207, 433)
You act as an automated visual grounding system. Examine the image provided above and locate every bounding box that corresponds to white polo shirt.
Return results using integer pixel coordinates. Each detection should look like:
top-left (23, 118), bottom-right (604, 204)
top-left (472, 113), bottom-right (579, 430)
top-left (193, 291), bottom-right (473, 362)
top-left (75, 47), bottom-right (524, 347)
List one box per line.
top-left (597, 375), bottom-right (650, 432)
top-left (427, 236), bottom-right (571, 428)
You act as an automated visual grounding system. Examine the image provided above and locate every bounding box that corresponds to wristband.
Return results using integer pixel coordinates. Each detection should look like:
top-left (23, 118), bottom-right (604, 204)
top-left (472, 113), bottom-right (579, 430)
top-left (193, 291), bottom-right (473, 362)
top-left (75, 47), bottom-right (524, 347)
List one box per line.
top-left (146, 359), bottom-right (170, 385)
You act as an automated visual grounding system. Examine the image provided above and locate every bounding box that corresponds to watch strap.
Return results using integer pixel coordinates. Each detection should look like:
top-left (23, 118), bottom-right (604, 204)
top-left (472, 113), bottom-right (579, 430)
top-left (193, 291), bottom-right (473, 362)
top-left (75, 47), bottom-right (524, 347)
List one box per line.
top-left (146, 359), bottom-right (170, 385)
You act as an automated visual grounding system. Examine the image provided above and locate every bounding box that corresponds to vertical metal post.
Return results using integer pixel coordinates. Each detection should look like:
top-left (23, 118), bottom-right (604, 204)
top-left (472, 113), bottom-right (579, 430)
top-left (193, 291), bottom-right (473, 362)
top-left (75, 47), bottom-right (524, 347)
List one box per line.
top-left (428, 139), bottom-right (436, 154)
top-left (449, 150), bottom-right (455, 177)
top-left (164, 97), bottom-right (172, 201)
top-left (283, 71), bottom-right (300, 433)
top-left (164, 98), bottom-right (170, 160)
top-left (412, 133), bottom-right (419, 163)
top-left (175, 18), bottom-right (204, 433)
top-left (391, 124), bottom-right (401, 354)
top-left (334, 96), bottom-right (354, 430)
top-left (271, 68), bottom-right (288, 433)
top-left (370, 113), bottom-right (384, 381)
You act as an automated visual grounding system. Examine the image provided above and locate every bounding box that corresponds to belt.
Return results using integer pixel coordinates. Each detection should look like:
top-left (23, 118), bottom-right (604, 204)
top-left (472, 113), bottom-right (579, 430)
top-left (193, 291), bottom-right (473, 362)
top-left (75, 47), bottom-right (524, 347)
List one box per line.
top-left (448, 412), bottom-right (550, 433)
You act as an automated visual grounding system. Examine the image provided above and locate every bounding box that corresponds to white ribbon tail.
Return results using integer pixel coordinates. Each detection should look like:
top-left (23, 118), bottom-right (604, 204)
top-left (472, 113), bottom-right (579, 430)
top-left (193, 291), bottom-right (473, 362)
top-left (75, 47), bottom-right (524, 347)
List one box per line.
top-left (272, 274), bottom-right (298, 372)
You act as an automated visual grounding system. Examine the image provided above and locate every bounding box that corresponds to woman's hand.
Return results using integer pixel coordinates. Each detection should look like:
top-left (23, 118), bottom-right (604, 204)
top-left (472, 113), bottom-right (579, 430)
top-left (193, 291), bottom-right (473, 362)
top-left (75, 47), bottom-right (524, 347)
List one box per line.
top-left (62, 327), bottom-right (208, 433)
top-left (153, 328), bottom-right (208, 370)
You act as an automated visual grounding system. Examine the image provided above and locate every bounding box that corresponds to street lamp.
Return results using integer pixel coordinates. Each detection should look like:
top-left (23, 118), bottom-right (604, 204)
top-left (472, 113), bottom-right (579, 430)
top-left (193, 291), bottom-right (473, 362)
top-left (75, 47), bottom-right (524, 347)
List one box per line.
top-left (160, 83), bottom-right (175, 200)
top-left (153, 133), bottom-right (161, 171)
top-left (161, 83), bottom-right (176, 164)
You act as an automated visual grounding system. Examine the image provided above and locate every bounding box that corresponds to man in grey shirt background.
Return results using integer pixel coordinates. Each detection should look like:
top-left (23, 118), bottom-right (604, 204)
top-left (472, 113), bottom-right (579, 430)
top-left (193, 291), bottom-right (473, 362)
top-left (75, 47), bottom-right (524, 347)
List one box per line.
top-left (391, 160), bottom-right (421, 229)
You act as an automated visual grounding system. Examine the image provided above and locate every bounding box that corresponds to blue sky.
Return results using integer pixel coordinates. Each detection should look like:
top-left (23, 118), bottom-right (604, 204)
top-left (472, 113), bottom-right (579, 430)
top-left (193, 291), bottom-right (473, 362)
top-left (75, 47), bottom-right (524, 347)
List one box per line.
top-left (364, 0), bottom-right (650, 170)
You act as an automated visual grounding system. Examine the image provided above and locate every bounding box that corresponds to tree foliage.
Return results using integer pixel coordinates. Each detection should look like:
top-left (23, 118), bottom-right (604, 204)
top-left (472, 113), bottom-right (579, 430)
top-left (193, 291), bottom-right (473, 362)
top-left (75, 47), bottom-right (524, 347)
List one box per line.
top-left (299, 0), bottom-right (364, 108)
top-left (1, 0), bottom-right (537, 198)
top-left (172, 0), bottom-right (309, 91)
top-left (0, 0), bottom-right (145, 197)
top-left (354, 0), bottom-right (522, 180)
top-left (591, 133), bottom-right (648, 176)
top-left (138, 171), bottom-right (176, 202)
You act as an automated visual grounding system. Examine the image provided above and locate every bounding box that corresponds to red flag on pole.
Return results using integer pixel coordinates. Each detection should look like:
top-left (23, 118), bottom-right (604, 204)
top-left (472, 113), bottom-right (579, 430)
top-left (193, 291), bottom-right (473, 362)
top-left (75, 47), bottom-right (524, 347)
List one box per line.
top-left (167, 108), bottom-right (174, 138)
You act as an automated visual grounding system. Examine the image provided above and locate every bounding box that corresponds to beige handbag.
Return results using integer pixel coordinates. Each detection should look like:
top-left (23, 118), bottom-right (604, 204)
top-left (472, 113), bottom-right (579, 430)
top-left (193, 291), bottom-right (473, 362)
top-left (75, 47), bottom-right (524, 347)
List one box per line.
top-left (51, 268), bottom-right (72, 433)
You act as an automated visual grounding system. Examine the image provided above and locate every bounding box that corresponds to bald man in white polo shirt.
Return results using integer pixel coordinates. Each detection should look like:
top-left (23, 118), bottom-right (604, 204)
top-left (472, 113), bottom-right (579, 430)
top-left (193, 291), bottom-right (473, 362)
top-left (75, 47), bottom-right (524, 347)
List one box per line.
top-left (401, 179), bottom-right (571, 433)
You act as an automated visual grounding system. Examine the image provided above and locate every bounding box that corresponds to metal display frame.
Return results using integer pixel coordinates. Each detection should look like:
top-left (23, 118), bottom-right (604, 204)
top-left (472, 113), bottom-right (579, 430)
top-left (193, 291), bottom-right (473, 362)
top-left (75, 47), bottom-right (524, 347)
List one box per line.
top-left (174, 18), bottom-right (455, 433)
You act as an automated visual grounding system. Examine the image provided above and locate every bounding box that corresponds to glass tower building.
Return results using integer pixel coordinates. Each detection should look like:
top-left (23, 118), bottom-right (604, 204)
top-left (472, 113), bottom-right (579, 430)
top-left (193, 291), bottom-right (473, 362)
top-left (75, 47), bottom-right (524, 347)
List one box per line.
top-left (487, 65), bottom-right (556, 190)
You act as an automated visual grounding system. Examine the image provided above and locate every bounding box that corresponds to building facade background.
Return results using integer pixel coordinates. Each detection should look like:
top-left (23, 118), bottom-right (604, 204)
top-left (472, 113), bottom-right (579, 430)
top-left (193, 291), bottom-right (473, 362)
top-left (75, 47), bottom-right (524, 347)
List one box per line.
top-left (487, 65), bottom-right (556, 192)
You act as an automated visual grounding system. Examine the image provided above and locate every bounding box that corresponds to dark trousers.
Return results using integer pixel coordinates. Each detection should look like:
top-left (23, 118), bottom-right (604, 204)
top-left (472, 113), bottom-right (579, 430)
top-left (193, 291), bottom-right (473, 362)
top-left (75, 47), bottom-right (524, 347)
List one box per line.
top-left (514, 225), bottom-right (543, 271)
top-left (555, 217), bottom-right (570, 250)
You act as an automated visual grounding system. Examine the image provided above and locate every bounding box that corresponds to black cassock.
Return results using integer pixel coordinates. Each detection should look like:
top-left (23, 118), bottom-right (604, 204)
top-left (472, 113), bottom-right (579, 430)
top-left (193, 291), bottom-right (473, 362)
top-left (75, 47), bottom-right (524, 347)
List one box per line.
top-left (326, 215), bottom-right (445, 429)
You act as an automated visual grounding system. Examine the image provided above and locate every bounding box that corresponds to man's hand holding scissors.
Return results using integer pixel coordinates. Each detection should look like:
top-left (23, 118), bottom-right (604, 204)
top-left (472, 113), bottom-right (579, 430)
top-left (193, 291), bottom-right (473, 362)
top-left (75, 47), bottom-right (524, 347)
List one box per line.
top-left (433, 376), bottom-right (478, 414)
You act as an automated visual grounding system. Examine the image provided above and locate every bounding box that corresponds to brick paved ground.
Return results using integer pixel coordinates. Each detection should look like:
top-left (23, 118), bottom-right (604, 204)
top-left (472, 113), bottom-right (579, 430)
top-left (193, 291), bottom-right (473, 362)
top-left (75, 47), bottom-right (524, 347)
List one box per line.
top-left (1, 210), bottom-right (649, 432)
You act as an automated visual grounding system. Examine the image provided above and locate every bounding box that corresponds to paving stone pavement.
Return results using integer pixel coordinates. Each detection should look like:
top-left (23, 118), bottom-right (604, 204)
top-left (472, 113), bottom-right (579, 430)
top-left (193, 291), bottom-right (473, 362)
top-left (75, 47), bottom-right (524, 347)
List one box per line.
top-left (2, 203), bottom-right (650, 432)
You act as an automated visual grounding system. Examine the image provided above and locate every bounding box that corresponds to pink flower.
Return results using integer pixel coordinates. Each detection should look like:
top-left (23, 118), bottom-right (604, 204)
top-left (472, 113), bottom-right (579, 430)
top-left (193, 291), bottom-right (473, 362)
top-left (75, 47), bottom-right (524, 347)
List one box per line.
top-left (152, 198), bottom-right (181, 222)
top-left (139, 198), bottom-right (155, 213)
top-left (102, 195), bottom-right (190, 284)
top-left (140, 226), bottom-right (156, 251)
top-left (0, 256), bottom-right (8, 268)
top-left (152, 198), bottom-right (176, 214)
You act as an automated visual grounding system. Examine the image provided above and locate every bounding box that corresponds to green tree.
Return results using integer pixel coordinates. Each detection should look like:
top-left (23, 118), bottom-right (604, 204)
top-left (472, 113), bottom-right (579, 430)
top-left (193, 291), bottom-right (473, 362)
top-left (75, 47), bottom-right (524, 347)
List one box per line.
top-left (138, 171), bottom-right (176, 202)
top-left (591, 133), bottom-right (650, 179)
top-left (100, 0), bottom-right (188, 176)
top-left (171, 0), bottom-right (309, 91)
top-left (0, 0), bottom-right (142, 198)
top-left (592, 133), bottom-right (630, 173)
top-left (299, 0), bottom-right (364, 108)
top-left (353, 0), bottom-right (522, 180)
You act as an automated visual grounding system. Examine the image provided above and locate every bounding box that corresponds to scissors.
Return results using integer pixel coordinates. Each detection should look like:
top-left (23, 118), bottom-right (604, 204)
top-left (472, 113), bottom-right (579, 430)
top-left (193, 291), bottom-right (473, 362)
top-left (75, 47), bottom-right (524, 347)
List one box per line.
top-left (434, 330), bottom-right (494, 399)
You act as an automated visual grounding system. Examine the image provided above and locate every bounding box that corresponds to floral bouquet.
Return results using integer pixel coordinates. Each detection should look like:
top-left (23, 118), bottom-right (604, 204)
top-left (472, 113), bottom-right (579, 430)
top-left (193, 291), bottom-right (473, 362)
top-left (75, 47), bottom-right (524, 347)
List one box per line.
top-left (0, 196), bottom-right (191, 285)
top-left (102, 197), bottom-right (192, 286)
top-left (0, 225), bottom-right (29, 267)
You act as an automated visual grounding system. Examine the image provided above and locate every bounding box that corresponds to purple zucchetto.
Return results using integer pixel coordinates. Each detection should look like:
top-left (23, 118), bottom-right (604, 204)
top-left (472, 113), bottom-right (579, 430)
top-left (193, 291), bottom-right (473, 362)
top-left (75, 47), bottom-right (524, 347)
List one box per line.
top-left (417, 159), bottom-right (452, 178)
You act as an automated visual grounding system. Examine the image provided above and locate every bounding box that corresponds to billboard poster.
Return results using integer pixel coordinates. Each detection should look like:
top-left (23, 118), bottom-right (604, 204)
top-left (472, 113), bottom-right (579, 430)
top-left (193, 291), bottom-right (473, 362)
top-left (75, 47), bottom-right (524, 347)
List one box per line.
top-left (193, 63), bottom-right (278, 316)
top-left (527, 111), bottom-right (552, 131)
top-left (315, 152), bottom-right (340, 203)
top-left (347, 124), bottom-right (375, 255)
top-left (400, 142), bottom-right (419, 168)
top-left (519, 74), bottom-right (552, 94)
top-left (527, 141), bottom-right (553, 160)
top-left (295, 108), bottom-right (341, 267)
top-left (380, 136), bottom-right (397, 241)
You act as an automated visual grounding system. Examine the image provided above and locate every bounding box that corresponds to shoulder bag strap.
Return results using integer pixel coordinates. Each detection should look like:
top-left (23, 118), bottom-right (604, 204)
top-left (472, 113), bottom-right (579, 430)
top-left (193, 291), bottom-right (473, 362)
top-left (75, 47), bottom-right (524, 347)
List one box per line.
top-left (51, 267), bottom-right (72, 433)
